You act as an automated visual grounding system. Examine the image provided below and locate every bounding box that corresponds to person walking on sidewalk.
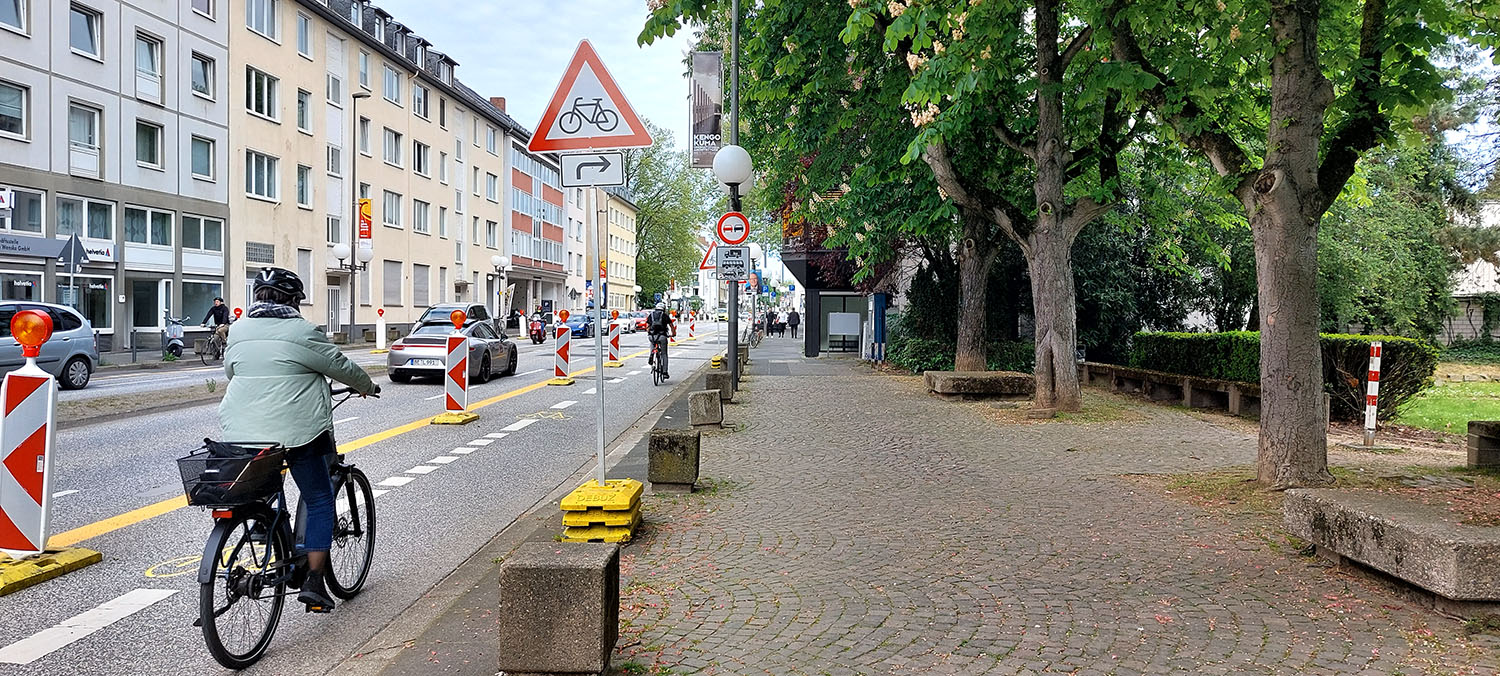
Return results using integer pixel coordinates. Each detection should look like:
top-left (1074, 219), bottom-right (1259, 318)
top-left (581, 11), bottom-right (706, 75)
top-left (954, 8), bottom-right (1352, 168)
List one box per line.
top-left (765, 309), bottom-right (778, 338)
top-left (788, 309), bottom-right (801, 338)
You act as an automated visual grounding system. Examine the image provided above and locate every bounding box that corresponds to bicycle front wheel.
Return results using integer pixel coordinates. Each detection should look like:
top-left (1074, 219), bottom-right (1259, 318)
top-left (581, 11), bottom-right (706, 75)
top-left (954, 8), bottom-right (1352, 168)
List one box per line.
top-left (200, 510), bottom-right (289, 669)
top-left (326, 467), bottom-right (376, 599)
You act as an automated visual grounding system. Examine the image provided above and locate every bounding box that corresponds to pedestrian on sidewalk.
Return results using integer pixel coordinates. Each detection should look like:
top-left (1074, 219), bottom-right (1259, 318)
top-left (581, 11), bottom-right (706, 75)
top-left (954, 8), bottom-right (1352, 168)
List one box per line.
top-left (788, 309), bottom-right (800, 338)
top-left (765, 309), bottom-right (778, 338)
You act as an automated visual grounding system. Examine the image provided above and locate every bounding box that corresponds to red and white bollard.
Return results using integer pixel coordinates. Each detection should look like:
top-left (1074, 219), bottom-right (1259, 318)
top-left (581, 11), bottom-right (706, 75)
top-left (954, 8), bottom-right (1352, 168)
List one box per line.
top-left (432, 310), bottom-right (478, 424)
top-left (0, 310), bottom-right (58, 556)
top-left (605, 310), bottom-right (623, 368)
top-left (1364, 340), bottom-right (1382, 447)
top-left (374, 308), bottom-right (388, 352)
top-left (669, 310), bottom-right (679, 346)
top-left (549, 310), bottom-right (574, 386)
top-left (688, 313), bottom-right (696, 340)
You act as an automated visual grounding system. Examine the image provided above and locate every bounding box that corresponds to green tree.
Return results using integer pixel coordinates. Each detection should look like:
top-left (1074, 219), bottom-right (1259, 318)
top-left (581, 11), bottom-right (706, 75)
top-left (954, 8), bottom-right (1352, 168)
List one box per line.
top-left (622, 120), bottom-right (719, 306)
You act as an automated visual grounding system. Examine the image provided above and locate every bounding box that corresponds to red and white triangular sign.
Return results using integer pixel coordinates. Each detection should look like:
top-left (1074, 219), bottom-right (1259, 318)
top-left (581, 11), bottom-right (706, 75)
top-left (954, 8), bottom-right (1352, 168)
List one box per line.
top-left (528, 40), bottom-right (653, 152)
top-left (699, 241), bottom-right (717, 270)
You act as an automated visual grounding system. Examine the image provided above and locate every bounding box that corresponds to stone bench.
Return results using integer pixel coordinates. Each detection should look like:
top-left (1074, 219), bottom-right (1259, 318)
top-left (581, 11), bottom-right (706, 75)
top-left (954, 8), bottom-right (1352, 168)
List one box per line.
top-left (1284, 489), bottom-right (1500, 611)
top-left (1081, 362), bottom-right (1262, 418)
top-left (497, 542), bottom-right (620, 676)
top-left (1467, 421), bottom-right (1500, 469)
top-left (923, 371), bottom-right (1035, 400)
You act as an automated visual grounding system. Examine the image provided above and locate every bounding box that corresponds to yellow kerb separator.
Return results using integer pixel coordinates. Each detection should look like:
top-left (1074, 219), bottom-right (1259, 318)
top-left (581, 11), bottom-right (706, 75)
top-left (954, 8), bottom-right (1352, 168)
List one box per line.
top-left (559, 478), bottom-right (643, 543)
top-left (0, 548), bottom-right (103, 597)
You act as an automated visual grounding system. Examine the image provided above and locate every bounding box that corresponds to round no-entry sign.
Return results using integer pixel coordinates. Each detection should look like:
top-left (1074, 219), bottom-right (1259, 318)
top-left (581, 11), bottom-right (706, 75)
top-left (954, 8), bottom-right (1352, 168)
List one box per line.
top-left (716, 211), bottom-right (750, 245)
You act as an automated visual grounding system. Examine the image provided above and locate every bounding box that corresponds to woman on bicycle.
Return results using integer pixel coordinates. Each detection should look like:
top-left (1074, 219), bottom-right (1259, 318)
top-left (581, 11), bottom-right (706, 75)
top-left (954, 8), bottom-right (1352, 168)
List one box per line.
top-left (218, 267), bottom-right (376, 612)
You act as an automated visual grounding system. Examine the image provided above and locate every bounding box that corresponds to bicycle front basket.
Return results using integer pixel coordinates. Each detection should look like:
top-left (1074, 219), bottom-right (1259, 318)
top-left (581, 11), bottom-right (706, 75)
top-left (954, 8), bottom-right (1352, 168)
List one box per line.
top-left (177, 441), bottom-right (285, 507)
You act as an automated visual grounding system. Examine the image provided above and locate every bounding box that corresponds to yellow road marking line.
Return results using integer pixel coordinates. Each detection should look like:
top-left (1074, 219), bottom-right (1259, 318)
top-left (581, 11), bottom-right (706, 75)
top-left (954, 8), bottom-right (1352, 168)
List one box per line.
top-left (51, 348), bottom-right (651, 548)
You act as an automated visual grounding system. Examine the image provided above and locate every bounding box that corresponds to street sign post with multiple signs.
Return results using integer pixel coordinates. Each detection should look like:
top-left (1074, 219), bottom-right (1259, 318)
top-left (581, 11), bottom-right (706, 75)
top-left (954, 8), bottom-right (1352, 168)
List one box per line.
top-left (717, 246), bottom-right (750, 280)
top-left (561, 152), bottom-right (625, 187)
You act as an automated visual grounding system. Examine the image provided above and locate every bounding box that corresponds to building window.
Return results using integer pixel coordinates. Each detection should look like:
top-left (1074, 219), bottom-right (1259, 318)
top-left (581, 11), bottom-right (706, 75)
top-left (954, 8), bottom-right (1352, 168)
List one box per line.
top-left (190, 136), bottom-right (214, 179)
top-left (69, 4), bottom-right (100, 57)
top-left (296, 249), bottom-right (312, 297)
top-left (67, 103), bottom-right (100, 178)
top-left (1, 0), bottom-right (26, 32)
top-left (412, 264), bottom-right (429, 306)
top-left (486, 126), bottom-right (496, 154)
top-left (413, 200), bottom-right (429, 234)
top-left (438, 152), bottom-right (448, 183)
top-left (295, 13), bottom-right (310, 56)
top-left (438, 98), bottom-right (446, 128)
top-left (134, 120), bottom-right (162, 169)
top-left (134, 33), bottom-right (163, 101)
top-left (191, 53), bottom-right (214, 98)
top-left (327, 215), bottom-right (342, 244)
top-left (382, 65), bottom-right (399, 104)
top-left (358, 51), bottom-right (369, 88)
top-left (326, 144), bottom-right (341, 177)
top-left (413, 141), bottom-right (430, 176)
top-left (347, 0), bottom-right (359, 24)
top-left (472, 167), bottom-right (480, 196)
top-left (382, 260), bottom-right (401, 305)
top-left (56, 195), bottom-right (112, 240)
top-left (182, 215), bottom-right (223, 252)
top-left (454, 135), bottom-right (463, 161)
top-left (486, 173), bottom-right (498, 202)
top-left (374, 15), bottom-right (384, 40)
top-left (382, 128), bottom-right (402, 166)
top-left (438, 206), bottom-right (447, 238)
top-left (485, 221), bottom-right (497, 248)
top-left (246, 67), bottom-right (279, 120)
top-left (326, 74), bottom-right (342, 104)
top-left (246, 0), bottom-right (276, 40)
top-left (0, 80), bottom-right (26, 138)
top-left (191, 0), bottom-right (212, 19)
top-left (412, 84), bottom-right (428, 118)
top-left (358, 117), bottom-right (370, 154)
top-left (439, 61), bottom-right (451, 84)
top-left (0, 187), bottom-right (41, 233)
top-left (124, 206), bottom-right (171, 246)
top-left (245, 150), bottom-right (279, 199)
top-left (295, 164), bottom-right (311, 207)
top-left (382, 190), bottom-right (401, 226)
top-left (296, 89), bottom-right (311, 132)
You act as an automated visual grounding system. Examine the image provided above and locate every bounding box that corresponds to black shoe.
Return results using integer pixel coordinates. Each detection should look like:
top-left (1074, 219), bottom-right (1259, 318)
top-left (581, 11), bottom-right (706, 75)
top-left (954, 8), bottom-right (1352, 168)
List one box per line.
top-left (663, 373), bottom-right (670, 380)
top-left (298, 572), bottom-right (335, 613)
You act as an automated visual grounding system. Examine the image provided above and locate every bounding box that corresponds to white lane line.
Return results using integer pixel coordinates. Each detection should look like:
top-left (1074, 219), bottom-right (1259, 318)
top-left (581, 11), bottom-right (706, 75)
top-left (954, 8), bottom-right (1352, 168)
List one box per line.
top-left (627, 370), bottom-right (641, 376)
top-left (552, 400), bottom-right (577, 409)
top-left (516, 368), bottom-right (546, 377)
top-left (405, 465), bottom-right (439, 475)
top-left (423, 393), bottom-right (445, 401)
top-left (583, 388), bottom-right (597, 395)
top-left (500, 419), bottom-right (537, 432)
top-left (607, 378), bottom-right (625, 384)
top-left (371, 489), bottom-right (389, 498)
top-left (451, 447), bottom-right (476, 455)
top-left (377, 476), bottom-right (415, 487)
top-left (485, 432), bottom-right (509, 439)
top-left (333, 416), bottom-right (359, 425)
top-left (51, 490), bottom-right (79, 498)
top-left (469, 439), bottom-right (495, 446)
top-left (0, 588), bottom-right (179, 665)
top-left (429, 456), bottom-right (459, 464)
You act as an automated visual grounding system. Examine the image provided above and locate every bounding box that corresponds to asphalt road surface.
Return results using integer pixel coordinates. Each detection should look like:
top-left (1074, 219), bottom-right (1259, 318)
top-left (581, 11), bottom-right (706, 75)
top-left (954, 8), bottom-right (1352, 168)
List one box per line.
top-left (0, 322), bottom-right (726, 675)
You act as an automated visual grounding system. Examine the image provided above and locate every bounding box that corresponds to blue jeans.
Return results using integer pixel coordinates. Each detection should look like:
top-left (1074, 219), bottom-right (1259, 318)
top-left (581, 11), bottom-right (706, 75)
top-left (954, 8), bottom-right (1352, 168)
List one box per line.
top-left (287, 431), bottom-right (336, 552)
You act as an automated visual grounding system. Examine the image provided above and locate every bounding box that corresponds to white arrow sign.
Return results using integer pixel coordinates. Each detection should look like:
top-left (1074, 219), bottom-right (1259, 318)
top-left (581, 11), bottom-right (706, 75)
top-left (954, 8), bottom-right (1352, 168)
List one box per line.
top-left (561, 152), bottom-right (624, 187)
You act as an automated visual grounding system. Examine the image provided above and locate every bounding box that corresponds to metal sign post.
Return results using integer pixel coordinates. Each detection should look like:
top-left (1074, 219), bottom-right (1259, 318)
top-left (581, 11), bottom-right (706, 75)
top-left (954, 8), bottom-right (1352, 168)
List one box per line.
top-left (592, 189), bottom-right (607, 486)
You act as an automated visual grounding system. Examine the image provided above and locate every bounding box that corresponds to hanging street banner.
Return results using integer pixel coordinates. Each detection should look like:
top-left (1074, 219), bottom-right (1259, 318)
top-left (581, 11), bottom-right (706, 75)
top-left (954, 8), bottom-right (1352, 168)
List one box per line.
top-left (689, 51), bottom-right (723, 169)
top-left (358, 198), bottom-right (373, 239)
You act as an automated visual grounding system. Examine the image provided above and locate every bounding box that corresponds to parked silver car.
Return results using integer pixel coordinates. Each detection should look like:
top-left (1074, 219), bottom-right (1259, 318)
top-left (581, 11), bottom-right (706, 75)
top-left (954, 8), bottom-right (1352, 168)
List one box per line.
top-left (0, 302), bottom-right (99, 389)
top-left (386, 320), bottom-right (518, 383)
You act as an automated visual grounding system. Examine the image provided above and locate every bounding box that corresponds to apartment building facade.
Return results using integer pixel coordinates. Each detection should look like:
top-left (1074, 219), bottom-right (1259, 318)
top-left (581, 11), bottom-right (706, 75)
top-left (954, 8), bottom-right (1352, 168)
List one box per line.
top-left (595, 187), bottom-right (637, 310)
top-left (0, 0), bottom-right (231, 351)
top-left (227, 0), bottom-right (527, 335)
top-left (505, 141), bottom-right (566, 316)
top-left (563, 185), bottom-right (587, 313)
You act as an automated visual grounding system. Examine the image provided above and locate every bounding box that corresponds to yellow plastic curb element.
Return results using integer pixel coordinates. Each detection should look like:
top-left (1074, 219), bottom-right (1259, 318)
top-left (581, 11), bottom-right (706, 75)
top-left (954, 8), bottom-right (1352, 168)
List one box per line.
top-left (604, 361), bottom-right (624, 368)
top-left (431, 411), bottom-right (479, 425)
top-left (546, 377), bottom-right (576, 386)
top-left (370, 349), bottom-right (389, 354)
top-left (563, 507), bottom-right (637, 528)
top-left (560, 478), bottom-right (643, 512)
top-left (562, 512), bottom-right (641, 543)
top-left (710, 355), bottom-right (724, 368)
top-left (0, 548), bottom-right (104, 596)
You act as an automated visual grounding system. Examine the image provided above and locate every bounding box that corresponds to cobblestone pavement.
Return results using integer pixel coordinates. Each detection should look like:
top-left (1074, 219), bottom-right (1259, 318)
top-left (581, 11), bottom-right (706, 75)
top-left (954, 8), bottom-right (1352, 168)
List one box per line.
top-left (613, 339), bottom-right (1500, 675)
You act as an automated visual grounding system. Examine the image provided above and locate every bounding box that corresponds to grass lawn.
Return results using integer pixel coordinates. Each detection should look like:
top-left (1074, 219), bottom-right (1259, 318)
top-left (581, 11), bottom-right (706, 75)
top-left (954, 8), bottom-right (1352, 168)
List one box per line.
top-left (1395, 380), bottom-right (1500, 433)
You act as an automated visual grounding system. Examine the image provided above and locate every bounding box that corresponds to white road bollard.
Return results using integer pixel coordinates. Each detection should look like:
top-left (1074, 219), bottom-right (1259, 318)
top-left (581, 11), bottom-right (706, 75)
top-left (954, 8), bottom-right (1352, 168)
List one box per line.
top-left (0, 310), bottom-right (101, 594)
top-left (1364, 340), bottom-right (1382, 447)
top-left (549, 310), bottom-right (575, 386)
top-left (433, 310), bottom-right (477, 425)
top-left (605, 313), bottom-right (623, 368)
top-left (373, 308), bottom-right (388, 353)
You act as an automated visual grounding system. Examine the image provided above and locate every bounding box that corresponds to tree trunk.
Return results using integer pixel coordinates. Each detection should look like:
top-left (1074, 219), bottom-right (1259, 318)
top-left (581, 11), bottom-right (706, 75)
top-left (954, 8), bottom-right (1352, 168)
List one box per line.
top-left (955, 218), bottom-right (996, 371)
top-left (1247, 0), bottom-right (1335, 488)
top-left (1027, 227), bottom-right (1083, 411)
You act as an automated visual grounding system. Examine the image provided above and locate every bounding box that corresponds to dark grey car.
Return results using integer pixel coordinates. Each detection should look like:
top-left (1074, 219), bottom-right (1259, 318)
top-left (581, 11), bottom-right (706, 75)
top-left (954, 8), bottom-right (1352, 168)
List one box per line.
top-left (0, 302), bottom-right (100, 389)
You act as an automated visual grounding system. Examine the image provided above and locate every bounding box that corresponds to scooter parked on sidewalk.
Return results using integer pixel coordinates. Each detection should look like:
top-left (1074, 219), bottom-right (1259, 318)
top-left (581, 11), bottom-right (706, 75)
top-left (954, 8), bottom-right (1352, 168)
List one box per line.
top-left (164, 311), bottom-right (190, 358)
top-left (528, 314), bottom-right (546, 344)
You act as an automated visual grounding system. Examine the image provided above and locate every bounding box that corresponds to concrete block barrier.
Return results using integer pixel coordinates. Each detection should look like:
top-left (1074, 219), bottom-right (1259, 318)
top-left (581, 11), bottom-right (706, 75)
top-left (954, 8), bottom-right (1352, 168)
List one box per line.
top-left (497, 542), bottom-right (620, 676)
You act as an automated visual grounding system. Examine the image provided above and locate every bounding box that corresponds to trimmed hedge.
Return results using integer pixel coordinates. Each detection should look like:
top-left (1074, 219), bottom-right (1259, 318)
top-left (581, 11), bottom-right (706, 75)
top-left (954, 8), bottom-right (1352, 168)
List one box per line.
top-left (886, 334), bottom-right (1035, 374)
top-left (1127, 331), bottom-right (1438, 421)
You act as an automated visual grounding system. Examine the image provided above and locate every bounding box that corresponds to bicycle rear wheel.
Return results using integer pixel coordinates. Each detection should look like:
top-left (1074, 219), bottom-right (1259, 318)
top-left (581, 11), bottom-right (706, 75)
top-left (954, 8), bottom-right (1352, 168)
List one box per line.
top-left (200, 510), bottom-right (289, 669)
top-left (326, 467), bottom-right (376, 599)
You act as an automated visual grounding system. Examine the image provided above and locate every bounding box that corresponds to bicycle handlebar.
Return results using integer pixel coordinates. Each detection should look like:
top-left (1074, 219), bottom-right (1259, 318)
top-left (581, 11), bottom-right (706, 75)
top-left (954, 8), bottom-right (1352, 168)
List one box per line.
top-left (330, 385), bottom-right (380, 397)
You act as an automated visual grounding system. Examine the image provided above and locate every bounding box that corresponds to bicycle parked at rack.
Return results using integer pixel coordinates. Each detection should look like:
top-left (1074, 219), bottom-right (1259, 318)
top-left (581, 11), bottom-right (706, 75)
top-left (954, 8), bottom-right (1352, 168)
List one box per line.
top-left (179, 385), bottom-right (379, 669)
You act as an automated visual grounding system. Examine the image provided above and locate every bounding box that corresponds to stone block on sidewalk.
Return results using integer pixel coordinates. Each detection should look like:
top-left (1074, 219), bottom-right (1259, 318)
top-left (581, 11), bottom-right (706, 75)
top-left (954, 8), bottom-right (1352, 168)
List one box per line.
top-left (705, 372), bottom-right (733, 402)
top-left (924, 371), bottom-right (1035, 400)
top-left (648, 428), bottom-right (701, 492)
top-left (688, 389), bottom-right (723, 427)
top-left (1468, 420), bottom-right (1500, 469)
top-left (497, 542), bottom-right (620, 676)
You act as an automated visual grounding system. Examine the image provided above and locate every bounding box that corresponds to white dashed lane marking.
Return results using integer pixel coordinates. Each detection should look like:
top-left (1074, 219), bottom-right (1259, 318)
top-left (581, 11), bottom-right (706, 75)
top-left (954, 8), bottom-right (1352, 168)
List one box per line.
top-left (627, 370), bottom-right (641, 376)
top-left (500, 419), bottom-right (537, 432)
top-left (377, 476), bottom-right (415, 487)
top-left (583, 388), bottom-right (597, 395)
top-left (551, 400), bottom-right (577, 409)
top-left (333, 416), bottom-right (359, 425)
top-left (429, 456), bottom-right (459, 464)
top-left (0, 588), bottom-right (179, 665)
top-left (485, 432), bottom-right (509, 439)
top-left (371, 489), bottom-right (389, 498)
top-left (469, 439), bottom-right (495, 446)
top-left (607, 378), bottom-right (624, 384)
top-left (405, 465), bottom-right (439, 475)
top-left (51, 490), bottom-right (79, 498)
top-left (451, 448), bottom-right (476, 455)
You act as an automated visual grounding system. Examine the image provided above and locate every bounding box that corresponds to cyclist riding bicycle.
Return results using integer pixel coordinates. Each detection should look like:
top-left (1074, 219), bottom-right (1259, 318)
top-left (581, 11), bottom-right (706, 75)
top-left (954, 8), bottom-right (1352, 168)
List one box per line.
top-left (202, 297), bottom-right (232, 343)
top-left (646, 302), bottom-right (676, 380)
top-left (218, 267), bottom-right (376, 613)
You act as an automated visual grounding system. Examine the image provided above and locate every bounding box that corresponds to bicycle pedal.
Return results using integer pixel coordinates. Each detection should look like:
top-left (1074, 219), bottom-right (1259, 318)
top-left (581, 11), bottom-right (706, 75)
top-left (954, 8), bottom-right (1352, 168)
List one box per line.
top-left (303, 603), bottom-right (332, 614)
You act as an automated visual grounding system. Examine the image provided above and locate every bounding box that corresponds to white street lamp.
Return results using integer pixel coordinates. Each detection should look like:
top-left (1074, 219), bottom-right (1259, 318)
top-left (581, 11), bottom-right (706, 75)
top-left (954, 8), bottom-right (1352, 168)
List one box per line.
top-left (491, 255), bottom-right (511, 320)
top-left (712, 145), bottom-right (753, 187)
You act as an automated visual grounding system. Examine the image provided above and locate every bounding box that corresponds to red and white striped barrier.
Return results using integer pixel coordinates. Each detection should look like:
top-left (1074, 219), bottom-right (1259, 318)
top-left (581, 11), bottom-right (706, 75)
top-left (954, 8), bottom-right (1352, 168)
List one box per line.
top-left (688, 314), bottom-right (696, 340)
top-left (549, 310), bottom-right (574, 385)
top-left (433, 310), bottom-right (477, 424)
top-left (606, 319), bottom-right (622, 367)
top-left (1364, 340), bottom-right (1382, 447)
top-left (0, 310), bottom-right (58, 556)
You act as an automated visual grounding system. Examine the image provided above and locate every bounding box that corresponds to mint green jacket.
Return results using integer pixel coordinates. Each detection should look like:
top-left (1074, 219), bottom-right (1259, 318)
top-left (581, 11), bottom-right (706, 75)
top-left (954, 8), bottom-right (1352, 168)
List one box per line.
top-left (219, 317), bottom-right (375, 448)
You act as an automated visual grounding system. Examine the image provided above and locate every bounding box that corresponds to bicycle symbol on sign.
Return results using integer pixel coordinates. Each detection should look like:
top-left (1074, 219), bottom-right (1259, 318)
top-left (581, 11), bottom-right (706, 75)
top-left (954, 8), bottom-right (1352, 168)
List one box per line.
top-left (559, 97), bottom-right (620, 134)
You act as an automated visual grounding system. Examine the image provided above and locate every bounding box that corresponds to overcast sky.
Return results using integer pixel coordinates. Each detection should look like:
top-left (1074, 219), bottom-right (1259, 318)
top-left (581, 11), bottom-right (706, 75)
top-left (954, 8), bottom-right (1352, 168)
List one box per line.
top-left (374, 0), bottom-right (696, 150)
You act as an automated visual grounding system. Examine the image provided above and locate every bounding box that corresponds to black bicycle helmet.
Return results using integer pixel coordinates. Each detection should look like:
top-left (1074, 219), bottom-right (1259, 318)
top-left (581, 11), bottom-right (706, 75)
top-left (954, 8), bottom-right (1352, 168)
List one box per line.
top-left (253, 267), bottom-right (306, 305)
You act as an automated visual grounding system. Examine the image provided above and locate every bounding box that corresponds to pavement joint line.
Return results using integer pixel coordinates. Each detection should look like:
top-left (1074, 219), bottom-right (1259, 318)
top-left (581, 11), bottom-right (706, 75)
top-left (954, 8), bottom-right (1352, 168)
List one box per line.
top-left (376, 476), bottom-right (415, 487)
top-left (451, 448), bottom-right (476, 455)
top-left (0, 588), bottom-right (178, 665)
top-left (46, 347), bottom-right (649, 549)
top-left (405, 465), bottom-right (439, 475)
top-left (469, 439), bottom-right (495, 446)
top-left (429, 456), bottom-right (459, 464)
top-left (552, 400), bottom-right (578, 409)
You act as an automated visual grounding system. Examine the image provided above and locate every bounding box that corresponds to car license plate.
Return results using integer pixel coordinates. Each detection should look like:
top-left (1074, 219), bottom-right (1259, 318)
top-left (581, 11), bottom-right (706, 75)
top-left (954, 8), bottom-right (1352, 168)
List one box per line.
top-left (411, 358), bottom-right (442, 367)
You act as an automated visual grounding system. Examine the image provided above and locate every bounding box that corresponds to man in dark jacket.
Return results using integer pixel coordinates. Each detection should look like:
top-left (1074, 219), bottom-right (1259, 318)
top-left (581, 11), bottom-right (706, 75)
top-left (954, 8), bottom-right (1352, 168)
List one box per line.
top-left (202, 297), bottom-right (233, 342)
top-left (787, 310), bottom-right (801, 338)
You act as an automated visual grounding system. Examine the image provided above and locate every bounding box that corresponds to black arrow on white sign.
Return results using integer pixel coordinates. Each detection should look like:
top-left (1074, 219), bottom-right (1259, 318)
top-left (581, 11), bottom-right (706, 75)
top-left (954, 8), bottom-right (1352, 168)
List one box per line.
top-left (575, 154), bottom-right (612, 181)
